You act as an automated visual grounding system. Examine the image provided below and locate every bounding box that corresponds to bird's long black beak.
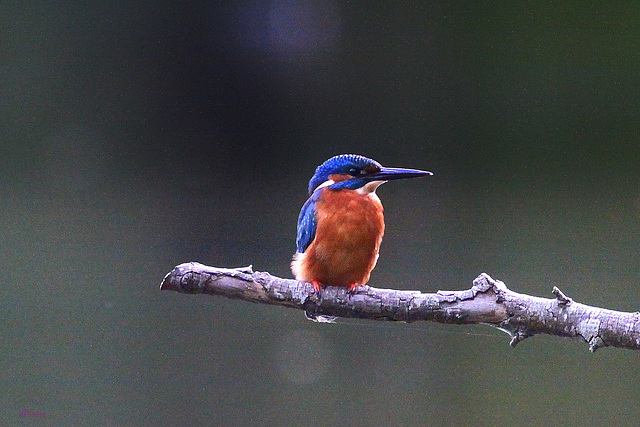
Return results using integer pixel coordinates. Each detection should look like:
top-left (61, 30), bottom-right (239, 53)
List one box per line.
top-left (365, 166), bottom-right (433, 181)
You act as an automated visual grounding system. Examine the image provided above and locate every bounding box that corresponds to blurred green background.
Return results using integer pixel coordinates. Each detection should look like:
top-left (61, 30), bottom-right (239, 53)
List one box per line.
top-left (2, 1), bottom-right (640, 425)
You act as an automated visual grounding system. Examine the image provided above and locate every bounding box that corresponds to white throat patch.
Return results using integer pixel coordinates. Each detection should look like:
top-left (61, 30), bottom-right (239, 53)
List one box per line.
top-left (357, 180), bottom-right (386, 195)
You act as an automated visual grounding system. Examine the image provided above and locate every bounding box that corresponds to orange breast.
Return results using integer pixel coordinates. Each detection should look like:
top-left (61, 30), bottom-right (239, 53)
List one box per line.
top-left (293, 188), bottom-right (385, 288)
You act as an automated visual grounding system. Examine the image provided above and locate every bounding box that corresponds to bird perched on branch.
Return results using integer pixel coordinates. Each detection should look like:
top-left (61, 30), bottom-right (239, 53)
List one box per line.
top-left (292, 154), bottom-right (431, 291)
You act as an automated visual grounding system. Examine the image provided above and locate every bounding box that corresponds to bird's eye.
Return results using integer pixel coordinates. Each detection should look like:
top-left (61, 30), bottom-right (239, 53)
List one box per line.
top-left (348, 167), bottom-right (360, 175)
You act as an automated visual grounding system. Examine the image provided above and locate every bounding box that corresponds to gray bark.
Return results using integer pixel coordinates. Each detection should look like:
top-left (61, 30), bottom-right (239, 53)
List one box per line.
top-left (160, 262), bottom-right (640, 352)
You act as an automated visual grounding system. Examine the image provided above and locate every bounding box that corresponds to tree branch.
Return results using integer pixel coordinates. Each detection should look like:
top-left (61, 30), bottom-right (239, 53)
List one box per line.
top-left (160, 262), bottom-right (640, 352)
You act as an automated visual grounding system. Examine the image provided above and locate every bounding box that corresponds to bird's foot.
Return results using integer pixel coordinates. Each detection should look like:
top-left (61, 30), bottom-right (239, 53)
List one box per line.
top-left (312, 280), bottom-right (323, 292)
top-left (347, 283), bottom-right (361, 295)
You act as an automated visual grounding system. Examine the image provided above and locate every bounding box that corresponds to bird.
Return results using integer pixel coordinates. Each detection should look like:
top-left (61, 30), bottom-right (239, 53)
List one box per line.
top-left (292, 154), bottom-right (432, 292)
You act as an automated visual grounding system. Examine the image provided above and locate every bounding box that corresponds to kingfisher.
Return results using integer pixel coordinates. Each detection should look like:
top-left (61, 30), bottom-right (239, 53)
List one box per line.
top-left (292, 154), bottom-right (432, 292)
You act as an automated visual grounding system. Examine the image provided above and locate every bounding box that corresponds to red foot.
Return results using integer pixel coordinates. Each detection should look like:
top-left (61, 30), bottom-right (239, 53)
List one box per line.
top-left (312, 280), bottom-right (323, 292)
top-left (348, 283), bottom-right (360, 292)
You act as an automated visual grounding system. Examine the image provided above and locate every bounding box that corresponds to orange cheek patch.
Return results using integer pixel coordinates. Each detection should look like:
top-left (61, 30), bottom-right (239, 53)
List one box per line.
top-left (328, 173), bottom-right (351, 183)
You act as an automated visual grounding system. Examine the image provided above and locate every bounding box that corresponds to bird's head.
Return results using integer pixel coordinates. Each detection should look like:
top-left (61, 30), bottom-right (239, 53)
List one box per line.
top-left (307, 154), bottom-right (432, 195)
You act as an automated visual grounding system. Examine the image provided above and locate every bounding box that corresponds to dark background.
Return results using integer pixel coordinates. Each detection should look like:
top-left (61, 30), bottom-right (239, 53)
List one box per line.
top-left (3, 1), bottom-right (640, 425)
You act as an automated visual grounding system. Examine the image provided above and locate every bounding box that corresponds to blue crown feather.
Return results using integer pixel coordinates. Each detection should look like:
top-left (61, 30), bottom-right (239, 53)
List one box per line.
top-left (307, 154), bottom-right (381, 195)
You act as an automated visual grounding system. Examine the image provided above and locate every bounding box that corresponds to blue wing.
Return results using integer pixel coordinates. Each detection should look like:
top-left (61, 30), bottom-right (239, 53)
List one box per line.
top-left (296, 190), bottom-right (321, 253)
